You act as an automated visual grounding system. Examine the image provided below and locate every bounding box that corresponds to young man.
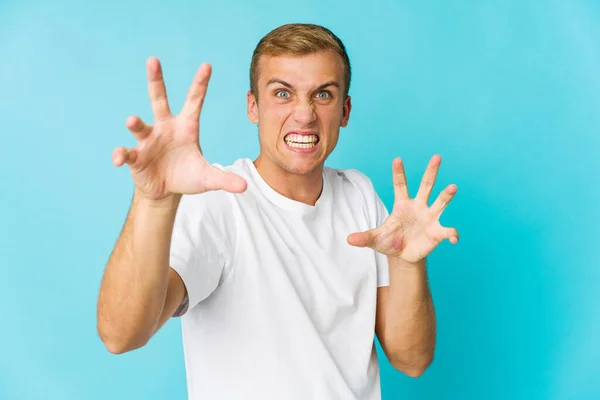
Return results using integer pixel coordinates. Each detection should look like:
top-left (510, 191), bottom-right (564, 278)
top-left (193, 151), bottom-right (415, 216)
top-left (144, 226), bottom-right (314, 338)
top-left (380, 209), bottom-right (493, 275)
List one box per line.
top-left (97, 24), bottom-right (459, 400)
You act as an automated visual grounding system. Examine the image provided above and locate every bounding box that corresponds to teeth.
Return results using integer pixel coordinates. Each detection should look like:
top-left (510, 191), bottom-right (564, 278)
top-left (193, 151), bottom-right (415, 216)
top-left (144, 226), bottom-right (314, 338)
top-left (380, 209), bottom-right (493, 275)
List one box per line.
top-left (285, 133), bottom-right (318, 143)
top-left (286, 141), bottom-right (316, 149)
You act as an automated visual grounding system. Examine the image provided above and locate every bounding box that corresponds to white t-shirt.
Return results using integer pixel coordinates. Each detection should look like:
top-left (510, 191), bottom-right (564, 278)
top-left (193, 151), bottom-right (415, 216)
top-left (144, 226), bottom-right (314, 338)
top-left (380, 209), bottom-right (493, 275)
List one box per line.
top-left (169, 158), bottom-right (390, 400)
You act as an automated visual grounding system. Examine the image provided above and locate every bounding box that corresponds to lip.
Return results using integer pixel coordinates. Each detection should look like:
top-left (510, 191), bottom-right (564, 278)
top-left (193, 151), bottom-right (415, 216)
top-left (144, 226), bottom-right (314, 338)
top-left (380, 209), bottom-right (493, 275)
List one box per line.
top-left (283, 130), bottom-right (320, 154)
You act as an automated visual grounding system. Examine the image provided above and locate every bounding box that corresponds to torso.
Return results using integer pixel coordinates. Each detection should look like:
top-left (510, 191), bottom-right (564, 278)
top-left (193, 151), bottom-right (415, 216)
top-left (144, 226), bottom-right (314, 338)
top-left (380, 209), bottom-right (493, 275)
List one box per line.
top-left (176, 158), bottom-right (387, 400)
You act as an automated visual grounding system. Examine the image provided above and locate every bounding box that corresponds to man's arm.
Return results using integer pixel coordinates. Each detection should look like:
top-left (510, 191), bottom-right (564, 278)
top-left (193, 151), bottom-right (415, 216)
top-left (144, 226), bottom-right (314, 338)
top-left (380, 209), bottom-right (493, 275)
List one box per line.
top-left (375, 256), bottom-right (435, 377)
top-left (97, 58), bottom-right (248, 355)
top-left (96, 190), bottom-right (186, 354)
top-left (347, 156), bottom-right (457, 376)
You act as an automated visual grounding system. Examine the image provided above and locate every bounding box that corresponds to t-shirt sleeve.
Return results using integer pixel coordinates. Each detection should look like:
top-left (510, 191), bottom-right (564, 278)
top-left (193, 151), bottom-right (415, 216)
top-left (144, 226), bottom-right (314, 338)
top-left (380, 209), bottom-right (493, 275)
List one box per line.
top-left (169, 194), bottom-right (232, 317)
top-left (341, 168), bottom-right (392, 288)
top-left (373, 192), bottom-right (391, 288)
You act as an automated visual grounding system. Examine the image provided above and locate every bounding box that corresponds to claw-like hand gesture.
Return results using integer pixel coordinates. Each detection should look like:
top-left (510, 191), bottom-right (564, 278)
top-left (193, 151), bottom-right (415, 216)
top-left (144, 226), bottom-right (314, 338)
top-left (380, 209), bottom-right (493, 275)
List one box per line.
top-left (347, 155), bottom-right (459, 264)
top-left (112, 57), bottom-right (247, 200)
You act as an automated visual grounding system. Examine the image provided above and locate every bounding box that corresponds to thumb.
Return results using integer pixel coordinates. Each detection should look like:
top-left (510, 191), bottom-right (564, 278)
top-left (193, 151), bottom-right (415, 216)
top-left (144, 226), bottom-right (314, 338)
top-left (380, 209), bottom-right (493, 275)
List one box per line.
top-left (203, 167), bottom-right (248, 193)
top-left (347, 230), bottom-right (374, 248)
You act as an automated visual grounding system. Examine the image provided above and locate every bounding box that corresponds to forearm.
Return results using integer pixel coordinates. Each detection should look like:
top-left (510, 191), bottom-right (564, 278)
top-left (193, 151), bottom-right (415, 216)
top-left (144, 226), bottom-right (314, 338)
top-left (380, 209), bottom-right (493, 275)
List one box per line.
top-left (97, 189), bottom-right (181, 353)
top-left (382, 256), bottom-right (436, 374)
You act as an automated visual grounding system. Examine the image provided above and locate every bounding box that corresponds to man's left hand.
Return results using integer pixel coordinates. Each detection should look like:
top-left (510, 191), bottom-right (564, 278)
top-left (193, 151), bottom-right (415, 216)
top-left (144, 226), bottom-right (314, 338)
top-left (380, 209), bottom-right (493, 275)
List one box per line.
top-left (347, 155), bottom-right (459, 264)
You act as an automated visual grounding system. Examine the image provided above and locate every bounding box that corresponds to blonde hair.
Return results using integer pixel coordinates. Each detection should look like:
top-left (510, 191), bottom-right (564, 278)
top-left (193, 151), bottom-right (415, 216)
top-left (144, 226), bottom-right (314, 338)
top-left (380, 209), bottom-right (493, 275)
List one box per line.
top-left (249, 23), bottom-right (351, 99)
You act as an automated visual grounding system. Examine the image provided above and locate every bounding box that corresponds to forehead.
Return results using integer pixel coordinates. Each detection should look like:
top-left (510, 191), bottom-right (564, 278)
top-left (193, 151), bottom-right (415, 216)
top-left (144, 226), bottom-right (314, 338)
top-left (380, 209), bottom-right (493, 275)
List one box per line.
top-left (257, 51), bottom-right (345, 88)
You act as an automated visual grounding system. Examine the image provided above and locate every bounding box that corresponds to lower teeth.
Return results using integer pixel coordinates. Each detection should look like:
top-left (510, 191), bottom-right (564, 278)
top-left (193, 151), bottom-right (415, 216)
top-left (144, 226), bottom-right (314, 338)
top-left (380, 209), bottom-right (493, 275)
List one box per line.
top-left (285, 141), bottom-right (316, 148)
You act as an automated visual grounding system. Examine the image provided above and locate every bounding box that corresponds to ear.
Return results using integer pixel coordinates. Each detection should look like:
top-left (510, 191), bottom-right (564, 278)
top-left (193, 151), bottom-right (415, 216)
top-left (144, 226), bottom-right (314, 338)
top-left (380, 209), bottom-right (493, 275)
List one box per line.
top-left (247, 91), bottom-right (258, 124)
top-left (340, 95), bottom-right (352, 127)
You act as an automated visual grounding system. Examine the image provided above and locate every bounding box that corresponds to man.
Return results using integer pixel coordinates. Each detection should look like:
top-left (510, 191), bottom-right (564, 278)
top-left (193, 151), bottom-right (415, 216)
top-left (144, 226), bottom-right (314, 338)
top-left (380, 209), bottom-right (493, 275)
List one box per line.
top-left (97, 23), bottom-right (459, 399)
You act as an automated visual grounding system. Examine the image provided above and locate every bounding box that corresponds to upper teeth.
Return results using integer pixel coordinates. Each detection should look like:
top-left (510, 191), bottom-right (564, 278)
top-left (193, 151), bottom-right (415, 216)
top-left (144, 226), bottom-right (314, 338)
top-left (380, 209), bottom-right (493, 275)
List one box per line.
top-left (285, 134), bottom-right (318, 143)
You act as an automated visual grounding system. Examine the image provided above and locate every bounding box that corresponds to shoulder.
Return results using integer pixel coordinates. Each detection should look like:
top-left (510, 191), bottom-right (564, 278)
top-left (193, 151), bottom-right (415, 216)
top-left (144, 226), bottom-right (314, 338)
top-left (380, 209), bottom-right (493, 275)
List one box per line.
top-left (325, 166), bottom-right (388, 224)
top-left (325, 166), bottom-right (378, 199)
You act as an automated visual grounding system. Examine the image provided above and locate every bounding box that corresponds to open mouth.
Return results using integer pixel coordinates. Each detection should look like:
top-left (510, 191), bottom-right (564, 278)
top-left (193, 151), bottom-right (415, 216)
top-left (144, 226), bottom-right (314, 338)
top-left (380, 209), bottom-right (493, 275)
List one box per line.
top-left (284, 133), bottom-right (320, 149)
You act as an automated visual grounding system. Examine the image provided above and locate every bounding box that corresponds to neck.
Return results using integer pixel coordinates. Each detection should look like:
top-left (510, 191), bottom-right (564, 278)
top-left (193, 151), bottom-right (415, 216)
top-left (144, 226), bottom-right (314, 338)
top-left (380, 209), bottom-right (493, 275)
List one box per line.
top-left (253, 156), bottom-right (324, 206)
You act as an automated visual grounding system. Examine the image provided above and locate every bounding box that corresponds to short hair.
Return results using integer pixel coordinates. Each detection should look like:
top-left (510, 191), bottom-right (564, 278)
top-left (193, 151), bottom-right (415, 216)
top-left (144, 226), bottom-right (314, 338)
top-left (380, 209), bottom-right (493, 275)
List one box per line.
top-left (249, 23), bottom-right (351, 99)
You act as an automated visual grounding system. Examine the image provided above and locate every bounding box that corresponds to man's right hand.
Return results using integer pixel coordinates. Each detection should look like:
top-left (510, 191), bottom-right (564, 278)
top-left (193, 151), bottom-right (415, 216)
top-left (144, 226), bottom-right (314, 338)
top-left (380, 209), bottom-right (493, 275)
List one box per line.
top-left (112, 57), bottom-right (247, 201)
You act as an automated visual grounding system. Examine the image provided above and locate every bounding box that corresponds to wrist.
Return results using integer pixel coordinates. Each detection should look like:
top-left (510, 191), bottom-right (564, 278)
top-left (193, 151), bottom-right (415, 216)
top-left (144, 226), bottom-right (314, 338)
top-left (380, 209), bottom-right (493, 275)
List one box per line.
top-left (388, 255), bottom-right (427, 271)
top-left (133, 188), bottom-right (181, 211)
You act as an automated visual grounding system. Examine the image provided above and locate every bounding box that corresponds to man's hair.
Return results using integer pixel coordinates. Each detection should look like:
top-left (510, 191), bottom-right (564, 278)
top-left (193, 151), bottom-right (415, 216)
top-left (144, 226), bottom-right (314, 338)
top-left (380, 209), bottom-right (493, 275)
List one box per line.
top-left (249, 23), bottom-right (351, 99)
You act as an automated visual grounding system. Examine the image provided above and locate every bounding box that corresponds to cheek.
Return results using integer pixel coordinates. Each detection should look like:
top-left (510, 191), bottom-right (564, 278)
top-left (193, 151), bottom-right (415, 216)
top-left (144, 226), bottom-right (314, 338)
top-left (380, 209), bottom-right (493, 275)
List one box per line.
top-left (261, 103), bottom-right (291, 126)
top-left (318, 106), bottom-right (344, 128)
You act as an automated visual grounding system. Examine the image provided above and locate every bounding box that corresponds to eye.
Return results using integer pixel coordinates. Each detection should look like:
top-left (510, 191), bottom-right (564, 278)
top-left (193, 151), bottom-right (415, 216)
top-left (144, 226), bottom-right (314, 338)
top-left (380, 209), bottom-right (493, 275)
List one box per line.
top-left (315, 91), bottom-right (331, 100)
top-left (275, 90), bottom-right (290, 98)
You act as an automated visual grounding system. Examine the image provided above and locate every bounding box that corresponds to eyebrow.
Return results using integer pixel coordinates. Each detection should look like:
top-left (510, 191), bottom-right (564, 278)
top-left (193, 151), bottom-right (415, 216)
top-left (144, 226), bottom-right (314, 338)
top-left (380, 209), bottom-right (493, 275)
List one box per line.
top-left (266, 78), bottom-right (340, 91)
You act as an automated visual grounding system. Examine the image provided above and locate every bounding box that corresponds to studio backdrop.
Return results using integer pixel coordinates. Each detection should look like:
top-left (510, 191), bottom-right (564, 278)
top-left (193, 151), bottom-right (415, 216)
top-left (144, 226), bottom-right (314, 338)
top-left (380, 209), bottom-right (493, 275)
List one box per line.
top-left (1, 1), bottom-right (598, 399)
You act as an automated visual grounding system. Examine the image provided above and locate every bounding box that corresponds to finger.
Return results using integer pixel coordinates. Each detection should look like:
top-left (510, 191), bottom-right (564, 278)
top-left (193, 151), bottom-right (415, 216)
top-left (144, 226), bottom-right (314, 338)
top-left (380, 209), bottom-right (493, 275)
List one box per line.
top-left (147, 57), bottom-right (171, 120)
top-left (203, 167), bottom-right (248, 193)
top-left (125, 116), bottom-right (152, 141)
top-left (430, 184), bottom-right (458, 217)
top-left (180, 63), bottom-right (212, 120)
top-left (392, 158), bottom-right (409, 200)
top-left (440, 227), bottom-right (459, 244)
top-left (347, 230), bottom-right (374, 248)
top-left (112, 147), bottom-right (138, 167)
top-left (415, 154), bottom-right (442, 205)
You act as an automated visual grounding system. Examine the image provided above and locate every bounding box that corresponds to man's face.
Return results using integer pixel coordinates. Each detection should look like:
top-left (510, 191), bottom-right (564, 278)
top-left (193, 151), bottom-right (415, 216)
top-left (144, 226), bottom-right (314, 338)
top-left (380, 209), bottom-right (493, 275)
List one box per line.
top-left (247, 50), bottom-right (351, 176)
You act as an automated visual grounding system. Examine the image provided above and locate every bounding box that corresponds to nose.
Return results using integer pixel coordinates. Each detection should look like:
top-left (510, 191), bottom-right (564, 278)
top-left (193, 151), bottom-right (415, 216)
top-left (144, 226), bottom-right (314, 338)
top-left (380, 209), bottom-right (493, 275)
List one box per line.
top-left (292, 101), bottom-right (316, 126)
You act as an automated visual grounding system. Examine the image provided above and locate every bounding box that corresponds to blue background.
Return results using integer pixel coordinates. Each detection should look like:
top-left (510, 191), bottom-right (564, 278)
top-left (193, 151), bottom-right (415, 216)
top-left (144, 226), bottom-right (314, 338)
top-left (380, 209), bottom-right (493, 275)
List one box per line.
top-left (1, 0), bottom-right (599, 399)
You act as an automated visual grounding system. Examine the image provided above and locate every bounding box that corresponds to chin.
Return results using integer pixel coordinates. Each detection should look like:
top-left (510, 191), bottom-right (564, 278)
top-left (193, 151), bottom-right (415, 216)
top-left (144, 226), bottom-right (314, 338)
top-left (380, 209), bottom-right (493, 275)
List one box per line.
top-left (280, 157), bottom-right (323, 176)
